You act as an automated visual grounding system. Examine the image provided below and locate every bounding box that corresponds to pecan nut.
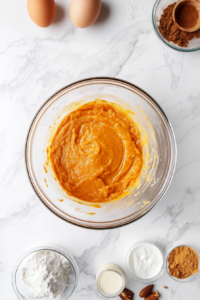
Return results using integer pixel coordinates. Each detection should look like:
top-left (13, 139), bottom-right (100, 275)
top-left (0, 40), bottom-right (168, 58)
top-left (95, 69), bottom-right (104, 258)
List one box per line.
top-left (144, 291), bottom-right (159, 300)
top-left (139, 285), bottom-right (153, 298)
top-left (120, 288), bottom-right (134, 300)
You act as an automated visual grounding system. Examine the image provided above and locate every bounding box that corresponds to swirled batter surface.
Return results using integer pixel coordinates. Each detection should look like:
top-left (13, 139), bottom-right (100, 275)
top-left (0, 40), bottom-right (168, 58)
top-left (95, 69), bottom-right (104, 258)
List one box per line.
top-left (49, 101), bottom-right (143, 202)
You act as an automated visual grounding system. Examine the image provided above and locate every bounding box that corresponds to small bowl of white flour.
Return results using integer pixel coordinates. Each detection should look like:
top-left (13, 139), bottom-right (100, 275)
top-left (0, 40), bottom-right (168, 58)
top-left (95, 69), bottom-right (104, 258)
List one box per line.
top-left (12, 246), bottom-right (79, 300)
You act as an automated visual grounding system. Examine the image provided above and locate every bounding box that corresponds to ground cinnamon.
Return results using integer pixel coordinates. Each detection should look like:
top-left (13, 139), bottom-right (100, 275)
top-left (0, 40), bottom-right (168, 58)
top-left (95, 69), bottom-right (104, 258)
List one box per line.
top-left (168, 246), bottom-right (199, 279)
top-left (158, 3), bottom-right (200, 47)
top-left (175, 3), bottom-right (198, 29)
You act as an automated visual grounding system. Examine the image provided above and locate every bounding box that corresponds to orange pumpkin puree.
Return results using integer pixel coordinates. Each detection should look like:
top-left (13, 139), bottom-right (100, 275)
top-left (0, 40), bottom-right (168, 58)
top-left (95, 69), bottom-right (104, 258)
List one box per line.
top-left (49, 101), bottom-right (143, 203)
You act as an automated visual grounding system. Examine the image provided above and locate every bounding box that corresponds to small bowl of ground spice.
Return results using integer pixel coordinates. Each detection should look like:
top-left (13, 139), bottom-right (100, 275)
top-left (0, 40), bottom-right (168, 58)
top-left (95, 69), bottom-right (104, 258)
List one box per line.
top-left (166, 245), bottom-right (200, 282)
top-left (152, 0), bottom-right (200, 51)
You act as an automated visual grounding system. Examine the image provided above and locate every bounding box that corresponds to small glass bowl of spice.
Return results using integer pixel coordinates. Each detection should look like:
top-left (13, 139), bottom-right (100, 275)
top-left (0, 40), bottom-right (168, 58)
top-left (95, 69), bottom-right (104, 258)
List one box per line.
top-left (166, 245), bottom-right (200, 282)
top-left (152, 0), bottom-right (200, 51)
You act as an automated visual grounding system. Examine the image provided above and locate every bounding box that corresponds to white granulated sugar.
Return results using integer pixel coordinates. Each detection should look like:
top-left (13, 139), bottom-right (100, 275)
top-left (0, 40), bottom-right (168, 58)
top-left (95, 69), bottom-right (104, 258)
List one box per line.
top-left (22, 250), bottom-right (70, 298)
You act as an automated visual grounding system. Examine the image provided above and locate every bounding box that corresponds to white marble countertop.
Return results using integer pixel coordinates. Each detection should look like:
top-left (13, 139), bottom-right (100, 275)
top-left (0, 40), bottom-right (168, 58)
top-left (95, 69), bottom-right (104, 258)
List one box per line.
top-left (1, 0), bottom-right (200, 299)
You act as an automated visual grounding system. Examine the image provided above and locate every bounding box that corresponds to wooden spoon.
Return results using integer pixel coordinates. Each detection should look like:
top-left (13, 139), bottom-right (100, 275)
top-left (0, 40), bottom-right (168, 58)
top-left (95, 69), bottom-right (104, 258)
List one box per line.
top-left (173, 0), bottom-right (200, 32)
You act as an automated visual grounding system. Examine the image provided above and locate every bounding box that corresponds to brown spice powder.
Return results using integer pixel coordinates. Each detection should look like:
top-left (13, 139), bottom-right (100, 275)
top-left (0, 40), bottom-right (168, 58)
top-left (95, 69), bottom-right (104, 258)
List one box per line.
top-left (168, 246), bottom-right (199, 279)
top-left (175, 3), bottom-right (198, 29)
top-left (158, 3), bottom-right (200, 47)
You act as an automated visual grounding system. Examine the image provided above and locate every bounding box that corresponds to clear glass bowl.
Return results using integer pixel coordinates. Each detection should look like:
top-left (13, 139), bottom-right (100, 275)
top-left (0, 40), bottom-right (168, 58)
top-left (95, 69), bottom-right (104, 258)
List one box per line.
top-left (152, 0), bottom-right (200, 52)
top-left (12, 246), bottom-right (79, 300)
top-left (25, 77), bottom-right (177, 229)
top-left (126, 242), bottom-right (165, 284)
top-left (166, 245), bottom-right (200, 282)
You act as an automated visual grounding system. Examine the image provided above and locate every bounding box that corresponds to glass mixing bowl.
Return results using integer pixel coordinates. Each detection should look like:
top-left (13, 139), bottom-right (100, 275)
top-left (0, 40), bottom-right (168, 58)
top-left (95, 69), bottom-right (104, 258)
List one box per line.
top-left (152, 0), bottom-right (200, 52)
top-left (25, 77), bottom-right (176, 229)
top-left (12, 246), bottom-right (79, 300)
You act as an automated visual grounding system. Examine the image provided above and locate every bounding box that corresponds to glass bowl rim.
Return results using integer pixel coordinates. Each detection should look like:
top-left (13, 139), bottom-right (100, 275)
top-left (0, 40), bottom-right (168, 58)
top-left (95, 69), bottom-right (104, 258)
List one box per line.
top-left (126, 241), bottom-right (166, 283)
top-left (152, 0), bottom-right (200, 52)
top-left (96, 268), bottom-right (125, 298)
top-left (25, 76), bottom-right (177, 230)
top-left (11, 245), bottom-right (79, 300)
top-left (166, 244), bottom-right (200, 282)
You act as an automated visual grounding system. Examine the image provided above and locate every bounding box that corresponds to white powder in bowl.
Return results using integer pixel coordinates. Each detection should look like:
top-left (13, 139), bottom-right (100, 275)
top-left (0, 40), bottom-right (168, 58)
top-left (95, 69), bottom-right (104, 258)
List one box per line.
top-left (22, 250), bottom-right (70, 298)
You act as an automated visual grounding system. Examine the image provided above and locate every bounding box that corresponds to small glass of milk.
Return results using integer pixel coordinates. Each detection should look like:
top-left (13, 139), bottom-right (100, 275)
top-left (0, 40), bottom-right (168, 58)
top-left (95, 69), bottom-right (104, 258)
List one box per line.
top-left (96, 264), bottom-right (125, 298)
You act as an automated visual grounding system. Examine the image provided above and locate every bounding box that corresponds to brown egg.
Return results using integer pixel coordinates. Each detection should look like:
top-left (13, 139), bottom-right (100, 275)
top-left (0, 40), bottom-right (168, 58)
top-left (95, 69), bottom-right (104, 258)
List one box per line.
top-left (27, 0), bottom-right (56, 28)
top-left (70, 0), bottom-right (101, 28)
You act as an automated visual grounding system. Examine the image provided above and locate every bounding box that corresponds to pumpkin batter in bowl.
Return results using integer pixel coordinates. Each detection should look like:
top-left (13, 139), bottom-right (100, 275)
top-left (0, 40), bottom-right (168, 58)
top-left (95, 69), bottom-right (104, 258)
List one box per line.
top-left (48, 100), bottom-right (143, 203)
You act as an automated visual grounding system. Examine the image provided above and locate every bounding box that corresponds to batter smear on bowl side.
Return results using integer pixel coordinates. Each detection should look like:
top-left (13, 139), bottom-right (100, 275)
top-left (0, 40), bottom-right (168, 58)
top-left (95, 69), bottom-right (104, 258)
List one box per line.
top-left (48, 100), bottom-right (143, 203)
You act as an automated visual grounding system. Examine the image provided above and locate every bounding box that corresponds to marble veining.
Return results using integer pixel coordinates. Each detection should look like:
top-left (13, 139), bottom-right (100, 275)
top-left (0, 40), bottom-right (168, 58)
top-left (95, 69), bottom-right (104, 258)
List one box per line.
top-left (0, 0), bottom-right (200, 299)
